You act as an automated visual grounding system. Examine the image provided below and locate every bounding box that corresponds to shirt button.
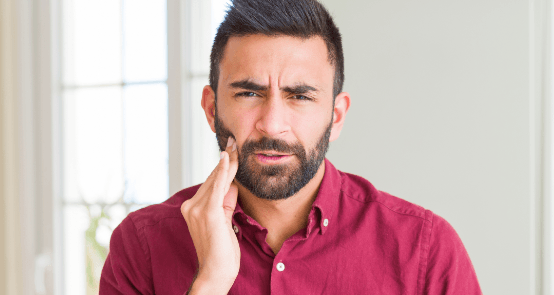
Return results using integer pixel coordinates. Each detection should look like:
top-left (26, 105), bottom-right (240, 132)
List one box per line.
top-left (323, 218), bottom-right (329, 227)
top-left (276, 262), bottom-right (285, 272)
top-left (233, 225), bottom-right (239, 234)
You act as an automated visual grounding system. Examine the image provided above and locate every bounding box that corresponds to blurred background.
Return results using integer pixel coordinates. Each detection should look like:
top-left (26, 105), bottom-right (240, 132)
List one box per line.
top-left (0, 0), bottom-right (552, 294)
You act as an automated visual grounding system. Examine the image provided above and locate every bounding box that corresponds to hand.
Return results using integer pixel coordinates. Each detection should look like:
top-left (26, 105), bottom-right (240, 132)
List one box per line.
top-left (181, 137), bottom-right (240, 294)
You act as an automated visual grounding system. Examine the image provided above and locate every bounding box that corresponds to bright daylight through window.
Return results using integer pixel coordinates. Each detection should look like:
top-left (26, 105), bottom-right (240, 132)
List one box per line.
top-left (59, 0), bottom-right (228, 294)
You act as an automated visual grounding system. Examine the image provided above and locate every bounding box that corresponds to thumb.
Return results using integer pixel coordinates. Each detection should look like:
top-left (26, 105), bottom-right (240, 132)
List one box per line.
top-left (223, 183), bottom-right (239, 221)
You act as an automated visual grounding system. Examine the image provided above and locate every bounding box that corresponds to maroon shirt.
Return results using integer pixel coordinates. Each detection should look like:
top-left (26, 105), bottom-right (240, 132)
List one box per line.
top-left (100, 159), bottom-right (482, 294)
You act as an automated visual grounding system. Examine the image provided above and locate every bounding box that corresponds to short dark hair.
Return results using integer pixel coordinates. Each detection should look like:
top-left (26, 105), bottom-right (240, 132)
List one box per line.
top-left (210, 0), bottom-right (344, 99)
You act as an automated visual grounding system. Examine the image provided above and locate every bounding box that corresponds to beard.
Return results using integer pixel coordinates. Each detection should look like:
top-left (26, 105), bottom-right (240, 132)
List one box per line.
top-left (214, 108), bottom-right (333, 201)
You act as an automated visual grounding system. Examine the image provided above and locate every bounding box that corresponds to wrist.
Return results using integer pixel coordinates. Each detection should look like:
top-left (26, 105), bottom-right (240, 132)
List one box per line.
top-left (188, 273), bottom-right (235, 295)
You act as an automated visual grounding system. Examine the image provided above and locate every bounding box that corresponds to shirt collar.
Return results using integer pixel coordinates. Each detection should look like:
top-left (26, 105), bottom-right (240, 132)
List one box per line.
top-left (232, 158), bottom-right (343, 237)
top-left (311, 159), bottom-right (342, 235)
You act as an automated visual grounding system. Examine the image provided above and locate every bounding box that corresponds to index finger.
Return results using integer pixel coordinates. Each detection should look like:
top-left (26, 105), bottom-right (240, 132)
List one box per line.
top-left (213, 136), bottom-right (236, 203)
top-left (225, 137), bottom-right (239, 191)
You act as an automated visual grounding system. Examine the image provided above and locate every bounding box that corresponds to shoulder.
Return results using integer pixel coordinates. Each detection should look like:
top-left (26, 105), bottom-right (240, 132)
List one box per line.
top-left (337, 170), bottom-right (431, 222)
top-left (124, 184), bottom-right (202, 230)
top-left (102, 186), bottom-right (201, 293)
top-left (336, 170), bottom-right (465, 247)
top-left (336, 169), bottom-right (468, 245)
top-left (335, 171), bottom-right (481, 292)
top-left (422, 209), bottom-right (482, 293)
top-left (426, 213), bottom-right (472, 262)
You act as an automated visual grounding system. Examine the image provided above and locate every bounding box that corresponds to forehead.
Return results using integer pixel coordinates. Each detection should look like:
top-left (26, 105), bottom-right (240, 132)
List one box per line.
top-left (219, 34), bottom-right (334, 91)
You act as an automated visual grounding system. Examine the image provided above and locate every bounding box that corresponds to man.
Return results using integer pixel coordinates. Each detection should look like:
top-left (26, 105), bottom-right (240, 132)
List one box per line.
top-left (100, 0), bottom-right (482, 294)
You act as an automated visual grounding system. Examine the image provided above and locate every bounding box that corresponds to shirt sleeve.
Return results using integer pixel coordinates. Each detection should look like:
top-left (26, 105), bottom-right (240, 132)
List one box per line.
top-left (100, 215), bottom-right (154, 294)
top-left (422, 213), bottom-right (482, 295)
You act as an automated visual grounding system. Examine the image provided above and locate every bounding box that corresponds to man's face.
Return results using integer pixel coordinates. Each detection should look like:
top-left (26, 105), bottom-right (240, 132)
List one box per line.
top-left (212, 35), bottom-right (336, 200)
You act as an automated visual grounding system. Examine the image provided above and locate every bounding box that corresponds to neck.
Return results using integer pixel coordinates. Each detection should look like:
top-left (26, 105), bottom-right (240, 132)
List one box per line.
top-left (236, 161), bottom-right (326, 254)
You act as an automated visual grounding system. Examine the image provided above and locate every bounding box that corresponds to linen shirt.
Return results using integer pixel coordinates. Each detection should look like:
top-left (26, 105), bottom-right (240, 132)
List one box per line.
top-left (100, 159), bottom-right (482, 294)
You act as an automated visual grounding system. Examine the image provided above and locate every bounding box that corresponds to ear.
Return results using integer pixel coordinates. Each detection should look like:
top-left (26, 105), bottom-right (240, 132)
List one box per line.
top-left (329, 92), bottom-right (351, 142)
top-left (201, 85), bottom-right (217, 133)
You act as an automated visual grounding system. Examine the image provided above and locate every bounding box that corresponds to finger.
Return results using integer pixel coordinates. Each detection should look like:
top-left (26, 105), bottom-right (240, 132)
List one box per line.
top-left (211, 150), bottom-right (229, 201)
top-left (223, 183), bottom-right (239, 222)
top-left (224, 137), bottom-right (239, 191)
top-left (227, 138), bottom-right (239, 184)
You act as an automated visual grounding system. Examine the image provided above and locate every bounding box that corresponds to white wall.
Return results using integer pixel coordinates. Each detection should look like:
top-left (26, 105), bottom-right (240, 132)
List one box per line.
top-left (322, 0), bottom-right (539, 294)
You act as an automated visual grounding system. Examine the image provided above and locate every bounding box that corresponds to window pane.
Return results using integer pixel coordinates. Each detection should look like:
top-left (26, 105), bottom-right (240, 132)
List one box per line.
top-left (123, 0), bottom-right (167, 83)
top-left (122, 83), bottom-right (169, 204)
top-left (60, 1), bottom-right (171, 294)
top-left (63, 87), bottom-right (124, 204)
top-left (62, 0), bottom-right (122, 86)
top-left (63, 204), bottom-right (127, 295)
top-left (63, 204), bottom-right (89, 295)
top-left (211, 0), bottom-right (231, 40)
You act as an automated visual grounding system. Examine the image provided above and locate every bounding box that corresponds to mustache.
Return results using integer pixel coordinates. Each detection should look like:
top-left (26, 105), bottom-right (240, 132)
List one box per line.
top-left (241, 137), bottom-right (305, 156)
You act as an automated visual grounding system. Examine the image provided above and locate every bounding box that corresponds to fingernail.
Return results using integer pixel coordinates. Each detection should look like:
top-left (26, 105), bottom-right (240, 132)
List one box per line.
top-left (226, 137), bottom-right (234, 148)
top-left (220, 151), bottom-right (225, 159)
top-left (232, 142), bottom-right (237, 152)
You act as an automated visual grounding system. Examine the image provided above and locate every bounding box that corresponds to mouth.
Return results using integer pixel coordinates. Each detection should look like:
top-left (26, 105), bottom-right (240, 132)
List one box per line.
top-left (254, 151), bottom-right (292, 164)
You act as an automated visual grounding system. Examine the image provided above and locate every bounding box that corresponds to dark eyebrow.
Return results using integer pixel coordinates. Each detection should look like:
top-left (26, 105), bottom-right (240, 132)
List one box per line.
top-left (229, 80), bottom-right (268, 91)
top-left (281, 84), bottom-right (319, 94)
top-left (229, 79), bottom-right (319, 94)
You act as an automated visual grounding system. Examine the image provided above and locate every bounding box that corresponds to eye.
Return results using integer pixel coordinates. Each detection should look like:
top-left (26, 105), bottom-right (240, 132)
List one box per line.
top-left (236, 91), bottom-right (260, 97)
top-left (292, 95), bottom-right (313, 101)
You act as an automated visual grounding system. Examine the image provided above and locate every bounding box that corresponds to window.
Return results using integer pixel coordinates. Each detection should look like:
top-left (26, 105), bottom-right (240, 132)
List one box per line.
top-left (57, 0), bottom-right (228, 293)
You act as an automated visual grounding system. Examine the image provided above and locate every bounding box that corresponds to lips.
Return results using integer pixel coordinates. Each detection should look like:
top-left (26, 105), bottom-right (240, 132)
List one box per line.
top-left (259, 153), bottom-right (285, 157)
top-left (255, 152), bottom-right (292, 163)
top-left (255, 150), bottom-right (290, 157)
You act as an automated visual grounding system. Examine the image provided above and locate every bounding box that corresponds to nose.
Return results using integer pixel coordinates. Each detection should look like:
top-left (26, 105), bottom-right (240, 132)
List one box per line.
top-left (255, 95), bottom-right (291, 137)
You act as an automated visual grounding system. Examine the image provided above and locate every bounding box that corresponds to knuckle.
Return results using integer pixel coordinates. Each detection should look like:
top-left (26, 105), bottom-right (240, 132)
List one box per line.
top-left (180, 200), bottom-right (189, 213)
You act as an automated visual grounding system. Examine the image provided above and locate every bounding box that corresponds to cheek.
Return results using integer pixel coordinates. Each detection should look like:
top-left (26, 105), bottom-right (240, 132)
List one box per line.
top-left (228, 109), bottom-right (259, 143)
top-left (290, 110), bottom-right (332, 146)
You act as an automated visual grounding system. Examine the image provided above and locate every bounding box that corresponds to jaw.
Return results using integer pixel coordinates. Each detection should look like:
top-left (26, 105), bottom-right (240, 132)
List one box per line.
top-left (235, 159), bottom-right (326, 213)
